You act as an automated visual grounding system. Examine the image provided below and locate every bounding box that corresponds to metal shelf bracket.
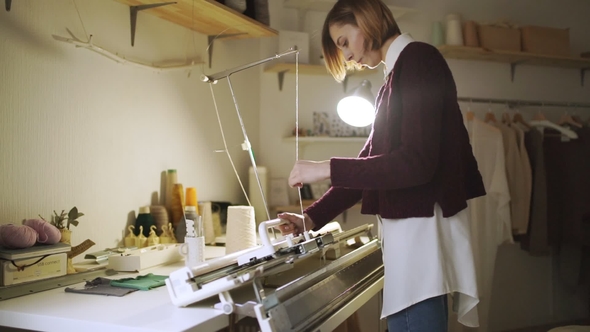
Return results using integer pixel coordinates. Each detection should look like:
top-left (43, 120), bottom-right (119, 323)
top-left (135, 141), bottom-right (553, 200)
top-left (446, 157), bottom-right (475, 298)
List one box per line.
top-left (206, 33), bottom-right (246, 68)
top-left (581, 68), bottom-right (589, 87)
top-left (129, 2), bottom-right (176, 47)
top-left (509, 61), bottom-right (527, 82)
top-left (510, 63), bottom-right (517, 82)
top-left (277, 70), bottom-right (289, 91)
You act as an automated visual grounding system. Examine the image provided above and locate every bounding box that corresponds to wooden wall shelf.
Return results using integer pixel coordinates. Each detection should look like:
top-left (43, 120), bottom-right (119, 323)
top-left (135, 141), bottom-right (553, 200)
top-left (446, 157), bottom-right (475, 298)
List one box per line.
top-left (265, 63), bottom-right (378, 91)
top-left (437, 45), bottom-right (590, 86)
top-left (266, 63), bottom-right (330, 76)
top-left (115, 0), bottom-right (278, 67)
top-left (265, 63), bottom-right (376, 77)
top-left (115, 0), bottom-right (277, 39)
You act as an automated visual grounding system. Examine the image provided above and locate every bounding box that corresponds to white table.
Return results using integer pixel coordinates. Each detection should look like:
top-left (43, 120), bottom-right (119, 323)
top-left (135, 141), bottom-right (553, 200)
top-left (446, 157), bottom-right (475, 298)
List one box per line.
top-left (0, 245), bottom-right (383, 332)
top-left (0, 246), bottom-right (229, 332)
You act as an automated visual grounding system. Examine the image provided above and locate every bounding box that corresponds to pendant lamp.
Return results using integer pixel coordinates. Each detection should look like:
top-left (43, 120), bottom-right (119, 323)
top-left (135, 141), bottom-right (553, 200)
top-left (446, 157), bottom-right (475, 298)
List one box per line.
top-left (336, 80), bottom-right (375, 127)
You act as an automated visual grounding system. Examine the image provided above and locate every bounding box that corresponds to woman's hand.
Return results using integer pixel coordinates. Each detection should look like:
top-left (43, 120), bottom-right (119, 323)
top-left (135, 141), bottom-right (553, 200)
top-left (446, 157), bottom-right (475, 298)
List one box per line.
top-left (288, 160), bottom-right (331, 187)
top-left (277, 212), bottom-right (315, 236)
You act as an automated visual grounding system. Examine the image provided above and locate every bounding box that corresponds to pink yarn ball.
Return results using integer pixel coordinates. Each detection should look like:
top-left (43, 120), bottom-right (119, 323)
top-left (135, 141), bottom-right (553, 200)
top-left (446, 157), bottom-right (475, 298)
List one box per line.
top-left (0, 224), bottom-right (38, 249)
top-left (22, 219), bottom-right (62, 244)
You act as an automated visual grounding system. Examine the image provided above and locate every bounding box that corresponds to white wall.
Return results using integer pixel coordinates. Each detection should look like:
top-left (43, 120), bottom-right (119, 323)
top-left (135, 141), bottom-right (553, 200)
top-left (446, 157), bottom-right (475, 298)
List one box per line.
top-left (0, 0), bottom-right (263, 252)
top-left (259, 0), bottom-right (590, 331)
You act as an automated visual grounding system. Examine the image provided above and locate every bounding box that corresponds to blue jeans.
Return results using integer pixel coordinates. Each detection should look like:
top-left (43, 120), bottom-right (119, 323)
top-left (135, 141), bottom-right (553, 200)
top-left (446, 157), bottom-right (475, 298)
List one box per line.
top-left (387, 294), bottom-right (448, 332)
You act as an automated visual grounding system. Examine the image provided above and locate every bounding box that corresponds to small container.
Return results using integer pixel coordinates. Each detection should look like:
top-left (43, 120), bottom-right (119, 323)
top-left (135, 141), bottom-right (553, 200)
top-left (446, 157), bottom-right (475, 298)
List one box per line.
top-left (431, 21), bottom-right (445, 46)
top-left (178, 218), bottom-right (204, 267)
top-left (179, 236), bottom-right (205, 267)
top-left (463, 21), bottom-right (479, 47)
top-left (175, 206), bottom-right (199, 243)
top-left (445, 13), bottom-right (464, 46)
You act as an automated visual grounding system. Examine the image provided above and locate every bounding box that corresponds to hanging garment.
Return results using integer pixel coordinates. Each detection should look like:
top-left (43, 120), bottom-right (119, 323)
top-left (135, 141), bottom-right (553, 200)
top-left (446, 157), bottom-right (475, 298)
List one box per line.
top-left (544, 127), bottom-right (590, 286)
top-left (463, 117), bottom-right (512, 332)
top-left (494, 123), bottom-right (527, 236)
top-left (544, 127), bottom-right (590, 247)
top-left (520, 129), bottom-right (550, 256)
top-left (509, 124), bottom-right (533, 235)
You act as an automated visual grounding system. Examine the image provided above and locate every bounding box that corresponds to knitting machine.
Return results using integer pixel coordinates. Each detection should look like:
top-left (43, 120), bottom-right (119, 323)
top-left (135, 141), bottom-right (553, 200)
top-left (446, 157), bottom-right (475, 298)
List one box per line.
top-left (166, 220), bottom-right (383, 332)
top-left (164, 48), bottom-right (383, 331)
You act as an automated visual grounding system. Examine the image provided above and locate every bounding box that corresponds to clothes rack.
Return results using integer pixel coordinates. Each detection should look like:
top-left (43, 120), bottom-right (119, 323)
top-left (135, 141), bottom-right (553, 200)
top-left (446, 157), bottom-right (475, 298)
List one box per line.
top-left (458, 97), bottom-right (590, 109)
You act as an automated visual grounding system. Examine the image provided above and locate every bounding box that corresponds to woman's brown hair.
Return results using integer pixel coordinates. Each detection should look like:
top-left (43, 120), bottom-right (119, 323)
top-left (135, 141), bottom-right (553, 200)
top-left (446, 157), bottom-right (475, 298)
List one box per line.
top-left (321, 0), bottom-right (401, 82)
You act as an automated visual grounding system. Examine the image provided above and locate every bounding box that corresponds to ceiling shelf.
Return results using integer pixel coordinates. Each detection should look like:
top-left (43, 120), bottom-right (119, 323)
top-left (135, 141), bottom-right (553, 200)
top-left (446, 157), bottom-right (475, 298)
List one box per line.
top-left (265, 63), bottom-right (331, 76)
top-left (115, 0), bottom-right (277, 39)
top-left (265, 62), bottom-right (378, 91)
top-left (265, 62), bottom-right (378, 77)
top-left (437, 45), bottom-right (590, 86)
top-left (114, 0), bottom-right (278, 67)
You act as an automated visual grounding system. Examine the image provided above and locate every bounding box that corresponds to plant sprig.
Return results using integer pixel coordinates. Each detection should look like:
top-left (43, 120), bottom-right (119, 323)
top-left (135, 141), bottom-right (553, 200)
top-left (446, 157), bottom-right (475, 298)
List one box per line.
top-left (40, 206), bottom-right (84, 230)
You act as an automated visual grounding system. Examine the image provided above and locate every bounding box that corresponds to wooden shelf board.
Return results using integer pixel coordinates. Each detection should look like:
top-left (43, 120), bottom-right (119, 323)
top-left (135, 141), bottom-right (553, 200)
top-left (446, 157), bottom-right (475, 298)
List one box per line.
top-left (265, 62), bottom-right (331, 75)
top-left (438, 45), bottom-right (590, 69)
top-left (265, 62), bottom-right (377, 77)
top-left (115, 0), bottom-right (277, 39)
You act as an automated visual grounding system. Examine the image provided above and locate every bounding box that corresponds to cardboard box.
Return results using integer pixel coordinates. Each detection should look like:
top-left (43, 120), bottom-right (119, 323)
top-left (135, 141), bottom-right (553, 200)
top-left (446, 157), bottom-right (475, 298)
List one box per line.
top-left (1, 253), bottom-right (67, 286)
top-left (478, 25), bottom-right (521, 52)
top-left (279, 30), bottom-right (309, 64)
top-left (521, 26), bottom-right (570, 57)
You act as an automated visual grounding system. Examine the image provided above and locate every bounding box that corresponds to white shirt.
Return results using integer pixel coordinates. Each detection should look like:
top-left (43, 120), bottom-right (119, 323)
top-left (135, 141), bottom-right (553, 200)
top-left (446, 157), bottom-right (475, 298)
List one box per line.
top-left (379, 34), bottom-right (480, 328)
top-left (462, 118), bottom-right (512, 331)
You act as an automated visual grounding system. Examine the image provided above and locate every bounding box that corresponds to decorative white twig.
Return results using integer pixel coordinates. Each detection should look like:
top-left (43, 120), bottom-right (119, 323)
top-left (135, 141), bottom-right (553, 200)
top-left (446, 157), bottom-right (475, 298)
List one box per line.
top-left (52, 29), bottom-right (204, 73)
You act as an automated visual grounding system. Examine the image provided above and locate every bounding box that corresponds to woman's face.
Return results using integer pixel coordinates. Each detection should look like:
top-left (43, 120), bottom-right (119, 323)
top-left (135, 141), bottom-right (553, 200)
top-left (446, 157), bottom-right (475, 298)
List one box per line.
top-left (329, 23), bottom-right (382, 69)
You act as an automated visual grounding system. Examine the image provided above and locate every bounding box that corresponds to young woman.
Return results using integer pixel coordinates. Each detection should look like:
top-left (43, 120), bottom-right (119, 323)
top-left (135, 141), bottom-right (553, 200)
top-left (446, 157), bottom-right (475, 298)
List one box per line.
top-left (277, 0), bottom-right (486, 331)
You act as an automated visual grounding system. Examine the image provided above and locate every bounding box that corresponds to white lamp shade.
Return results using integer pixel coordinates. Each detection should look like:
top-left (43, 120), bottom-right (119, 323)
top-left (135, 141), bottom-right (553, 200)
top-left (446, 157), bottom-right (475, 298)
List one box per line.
top-left (337, 96), bottom-right (375, 127)
top-left (337, 80), bottom-right (375, 127)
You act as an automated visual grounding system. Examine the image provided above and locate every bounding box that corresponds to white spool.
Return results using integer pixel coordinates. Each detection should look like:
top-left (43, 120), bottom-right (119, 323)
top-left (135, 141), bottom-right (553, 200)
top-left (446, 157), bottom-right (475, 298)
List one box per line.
top-left (445, 13), bottom-right (464, 46)
top-left (199, 202), bottom-right (216, 245)
top-left (225, 206), bottom-right (257, 255)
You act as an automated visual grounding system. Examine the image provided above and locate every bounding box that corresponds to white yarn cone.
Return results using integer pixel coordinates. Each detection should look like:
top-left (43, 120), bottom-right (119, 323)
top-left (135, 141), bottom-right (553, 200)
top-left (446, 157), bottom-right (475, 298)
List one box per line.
top-left (225, 206), bottom-right (257, 255)
top-left (199, 202), bottom-right (216, 245)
